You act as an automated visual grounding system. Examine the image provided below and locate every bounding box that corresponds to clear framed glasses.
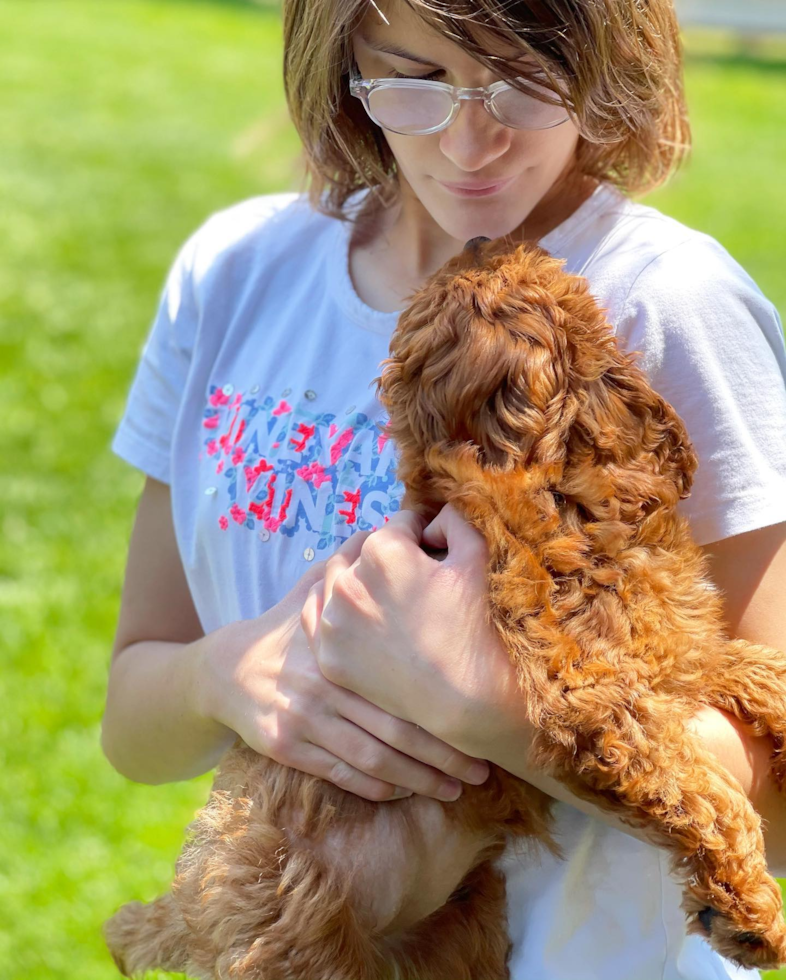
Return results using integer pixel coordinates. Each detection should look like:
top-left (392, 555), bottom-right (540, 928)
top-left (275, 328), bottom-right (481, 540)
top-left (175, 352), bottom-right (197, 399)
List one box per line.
top-left (348, 61), bottom-right (571, 136)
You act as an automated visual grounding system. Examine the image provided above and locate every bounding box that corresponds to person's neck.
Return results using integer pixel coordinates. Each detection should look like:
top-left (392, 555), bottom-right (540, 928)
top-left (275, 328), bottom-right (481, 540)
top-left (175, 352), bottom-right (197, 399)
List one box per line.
top-left (372, 170), bottom-right (600, 284)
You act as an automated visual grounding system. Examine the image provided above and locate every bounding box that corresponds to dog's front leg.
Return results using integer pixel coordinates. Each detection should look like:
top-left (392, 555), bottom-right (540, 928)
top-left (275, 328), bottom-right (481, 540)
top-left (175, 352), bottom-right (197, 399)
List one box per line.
top-left (530, 683), bottom-right (786, 972)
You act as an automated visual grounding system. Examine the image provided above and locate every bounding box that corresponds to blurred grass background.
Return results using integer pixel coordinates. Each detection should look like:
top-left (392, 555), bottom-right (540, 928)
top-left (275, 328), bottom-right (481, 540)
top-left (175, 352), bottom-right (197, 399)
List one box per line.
top-left (1, 1), bottom-right (785, 977)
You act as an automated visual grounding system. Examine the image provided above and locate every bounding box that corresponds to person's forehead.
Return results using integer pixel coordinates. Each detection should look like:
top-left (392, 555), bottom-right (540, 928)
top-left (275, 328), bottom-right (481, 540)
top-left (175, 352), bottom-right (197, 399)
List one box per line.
top-left (355, 20), bottom-right (532, 66)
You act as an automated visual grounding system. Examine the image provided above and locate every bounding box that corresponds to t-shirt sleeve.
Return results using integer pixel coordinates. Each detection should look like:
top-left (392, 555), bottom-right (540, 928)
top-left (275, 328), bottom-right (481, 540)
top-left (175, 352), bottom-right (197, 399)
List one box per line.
top-left (110, 230), bottom-right (200, 485)
top-left (615, 237), bottom-right (786, 547)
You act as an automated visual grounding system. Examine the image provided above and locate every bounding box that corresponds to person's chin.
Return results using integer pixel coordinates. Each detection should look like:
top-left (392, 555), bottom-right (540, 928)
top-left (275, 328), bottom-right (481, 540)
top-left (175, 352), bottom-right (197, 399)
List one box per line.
top-left (421, 177), bottom-right (528, 239)
top-left (428, 199), bottom-right (530, 246)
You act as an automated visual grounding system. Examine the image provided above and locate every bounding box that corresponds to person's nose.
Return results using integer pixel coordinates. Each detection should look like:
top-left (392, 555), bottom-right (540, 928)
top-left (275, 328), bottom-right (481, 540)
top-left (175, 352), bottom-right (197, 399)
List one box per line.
top-left (437, 97), bottom-right (511, 173)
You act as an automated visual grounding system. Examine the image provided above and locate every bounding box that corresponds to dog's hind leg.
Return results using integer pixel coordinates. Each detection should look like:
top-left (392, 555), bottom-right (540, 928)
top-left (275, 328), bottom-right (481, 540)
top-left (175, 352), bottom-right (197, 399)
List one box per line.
top-left (697, 638), bottom-right (786, 789)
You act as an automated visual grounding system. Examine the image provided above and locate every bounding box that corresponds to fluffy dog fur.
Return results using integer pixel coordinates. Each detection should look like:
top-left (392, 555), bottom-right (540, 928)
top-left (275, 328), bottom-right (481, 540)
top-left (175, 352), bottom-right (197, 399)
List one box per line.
top-left (104, 238), bottom-right (786, 978)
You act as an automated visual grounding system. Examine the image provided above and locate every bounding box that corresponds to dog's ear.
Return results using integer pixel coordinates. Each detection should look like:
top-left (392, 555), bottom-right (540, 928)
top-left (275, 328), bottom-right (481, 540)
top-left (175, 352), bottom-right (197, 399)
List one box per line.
top-left (561, 355), bottom-right (698, 525)
top-left (374, 243), bottom-right (582, 473)
top-left (375, 237), bottom-right (697, 526)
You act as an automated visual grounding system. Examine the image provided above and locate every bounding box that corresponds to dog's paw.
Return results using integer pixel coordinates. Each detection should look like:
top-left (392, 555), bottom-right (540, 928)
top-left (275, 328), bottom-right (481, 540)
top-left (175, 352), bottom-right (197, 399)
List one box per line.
top-left (693, 904), bottom-right (786, 971)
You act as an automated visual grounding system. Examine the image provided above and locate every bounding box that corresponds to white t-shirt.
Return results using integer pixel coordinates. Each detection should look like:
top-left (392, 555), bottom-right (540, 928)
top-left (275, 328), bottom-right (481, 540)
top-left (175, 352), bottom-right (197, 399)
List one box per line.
top-left (111, 182), bottom-right (786, 980)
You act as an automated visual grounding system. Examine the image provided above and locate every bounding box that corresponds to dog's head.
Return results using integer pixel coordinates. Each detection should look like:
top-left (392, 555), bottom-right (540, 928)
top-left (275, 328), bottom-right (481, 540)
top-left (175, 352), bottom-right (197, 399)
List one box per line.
top-left (375, 238), bottom-right (697, 528)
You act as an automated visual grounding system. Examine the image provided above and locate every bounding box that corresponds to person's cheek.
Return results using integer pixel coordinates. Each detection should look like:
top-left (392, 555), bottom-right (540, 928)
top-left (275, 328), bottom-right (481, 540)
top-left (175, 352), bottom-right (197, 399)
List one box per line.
top-left (385, 137), bottom-right (427, 190)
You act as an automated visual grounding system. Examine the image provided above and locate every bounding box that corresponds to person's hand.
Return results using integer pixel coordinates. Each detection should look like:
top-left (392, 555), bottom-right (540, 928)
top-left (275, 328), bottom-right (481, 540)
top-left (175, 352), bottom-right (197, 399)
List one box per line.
top-left (300, 504), bottom-right (532, 764)
top-left (197, 554), bottom-right (489, 803)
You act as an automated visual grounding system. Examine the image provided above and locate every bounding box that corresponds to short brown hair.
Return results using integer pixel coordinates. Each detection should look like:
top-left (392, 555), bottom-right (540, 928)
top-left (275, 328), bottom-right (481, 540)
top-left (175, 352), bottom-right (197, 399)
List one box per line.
top-left (282, 0), bottom-right (691, 219)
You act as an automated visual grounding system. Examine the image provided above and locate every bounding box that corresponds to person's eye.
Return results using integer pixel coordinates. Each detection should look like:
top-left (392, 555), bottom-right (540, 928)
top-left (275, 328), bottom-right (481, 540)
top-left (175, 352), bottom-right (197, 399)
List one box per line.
top-left (388, 68), bottom-right (443, 81)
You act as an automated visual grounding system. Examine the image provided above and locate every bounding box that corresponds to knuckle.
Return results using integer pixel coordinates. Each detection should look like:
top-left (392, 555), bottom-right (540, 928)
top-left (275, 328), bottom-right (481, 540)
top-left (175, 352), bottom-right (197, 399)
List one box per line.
top-left (314, 648), bottom-right (346, 686)
top-left (324, 550), bottom-right (343, 575)
top-left (299, 561), bottom-right (327, 595)
top-left (368, 533), bottom-right (411, 579)
top-left (298, 665), bottom-right (326, 700)
top-left (328, 570), bottom-right (354, 605)
top-left (329, 568), bottom-right (366, 609)
top-left (366, 782), bottom-right (396, 802)
top-left (267, 729), bottom-right (296, 764)
top-left (436, 746), bottom-right (463, 776)
top-left (357, 748), bottom-right (387, 777)
top-left (338, 530), bottom-right (373, 555)
top-left (358, 529), bottom-right (391, 569)
top-left (384, 714), bottom-right (412, 748)
top-left (327, 760), bottom-right (355, 791)
top-left (299, 594), bottom-right (316, 630)
top-left (388, 534), bottom-right (412, 564)
top-left (286, 693), bottom-right (314, 726)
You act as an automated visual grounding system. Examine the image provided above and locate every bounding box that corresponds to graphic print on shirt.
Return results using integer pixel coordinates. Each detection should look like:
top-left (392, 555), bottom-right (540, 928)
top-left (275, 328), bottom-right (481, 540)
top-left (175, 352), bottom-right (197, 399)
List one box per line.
top-left (199, 382), bottom-right (404, 552)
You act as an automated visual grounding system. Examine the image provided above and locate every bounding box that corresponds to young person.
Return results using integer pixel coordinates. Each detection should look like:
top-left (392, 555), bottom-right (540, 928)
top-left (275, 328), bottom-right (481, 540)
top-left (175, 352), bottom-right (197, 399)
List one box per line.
top-left (103, 0), bottom-right (786, 976)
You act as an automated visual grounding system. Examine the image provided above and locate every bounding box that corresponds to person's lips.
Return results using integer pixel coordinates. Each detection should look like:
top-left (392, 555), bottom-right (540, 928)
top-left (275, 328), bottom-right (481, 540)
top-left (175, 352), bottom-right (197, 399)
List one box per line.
top-left (436, 176), bottom-right (515, 197)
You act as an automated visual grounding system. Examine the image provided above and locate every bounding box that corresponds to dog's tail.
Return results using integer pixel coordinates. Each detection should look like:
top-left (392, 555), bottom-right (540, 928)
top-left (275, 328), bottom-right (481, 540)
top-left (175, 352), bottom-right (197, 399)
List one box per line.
top-left (103, 891), bottom-right (191, 977)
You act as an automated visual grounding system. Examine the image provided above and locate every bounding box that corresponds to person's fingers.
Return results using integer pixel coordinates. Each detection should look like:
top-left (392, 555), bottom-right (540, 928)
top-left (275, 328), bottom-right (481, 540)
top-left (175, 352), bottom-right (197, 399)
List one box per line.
top-left (291, 742), bottom-right (413, 803)
top-left (345, 510), bottom-right (434, 595)
top-left (373, 508), bottom-right (429, 548)
top-left (335, 688), bottom-right (490, 786)
top-left (420, 502), bottom-right (490, 572)
top-left (322, 530), bottom-right (374, 607)
top-left (301, 530), bottom-right (375, 650)
top-left (319, 716), bottom-right (465, 802)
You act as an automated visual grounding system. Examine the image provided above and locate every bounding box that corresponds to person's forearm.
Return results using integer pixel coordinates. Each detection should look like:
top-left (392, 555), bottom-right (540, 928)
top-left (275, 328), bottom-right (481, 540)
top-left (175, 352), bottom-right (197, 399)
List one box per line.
top-left (101, 626), bottom-right (239, 785)
top-left (689, 705), bottom-right (786, 878)
top-left (499, 742), bottom-right (664, 848)
top-left (494, 706), bottom-right (786, 875)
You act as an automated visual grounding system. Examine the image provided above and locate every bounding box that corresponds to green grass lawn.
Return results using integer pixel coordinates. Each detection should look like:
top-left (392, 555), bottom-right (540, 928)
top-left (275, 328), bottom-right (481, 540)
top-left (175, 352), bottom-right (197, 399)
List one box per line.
top-left (1, 2), bottom-right (785, 977)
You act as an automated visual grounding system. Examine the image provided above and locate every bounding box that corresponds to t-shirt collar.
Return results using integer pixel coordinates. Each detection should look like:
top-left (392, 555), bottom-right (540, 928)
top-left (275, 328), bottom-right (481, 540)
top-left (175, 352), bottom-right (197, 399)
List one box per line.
top-left (328, 182), bottom-right (619, 333)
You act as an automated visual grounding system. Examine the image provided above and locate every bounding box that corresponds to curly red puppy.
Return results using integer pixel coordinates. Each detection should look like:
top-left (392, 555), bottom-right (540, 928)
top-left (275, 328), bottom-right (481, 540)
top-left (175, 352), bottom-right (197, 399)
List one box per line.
top-left (104, 239), bottom-right (786, 979)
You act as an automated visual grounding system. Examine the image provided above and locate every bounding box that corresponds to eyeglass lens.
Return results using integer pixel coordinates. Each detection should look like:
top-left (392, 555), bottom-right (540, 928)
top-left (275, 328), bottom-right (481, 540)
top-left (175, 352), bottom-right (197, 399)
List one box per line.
top-left (368, 87), bottom-right (454, 134)
top-left (367, 83), bottom-right (567, 134)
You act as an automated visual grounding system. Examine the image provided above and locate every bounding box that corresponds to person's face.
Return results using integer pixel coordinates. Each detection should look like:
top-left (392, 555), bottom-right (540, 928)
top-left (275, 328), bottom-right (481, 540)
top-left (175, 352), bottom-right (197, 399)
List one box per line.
top-left (352, 0), bottom-right (582, 243)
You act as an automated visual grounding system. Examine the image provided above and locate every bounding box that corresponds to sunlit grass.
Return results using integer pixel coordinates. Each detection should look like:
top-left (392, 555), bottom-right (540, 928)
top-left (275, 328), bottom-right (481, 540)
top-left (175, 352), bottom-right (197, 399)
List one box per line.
top-left (1, 3), bottom-right (784, 976)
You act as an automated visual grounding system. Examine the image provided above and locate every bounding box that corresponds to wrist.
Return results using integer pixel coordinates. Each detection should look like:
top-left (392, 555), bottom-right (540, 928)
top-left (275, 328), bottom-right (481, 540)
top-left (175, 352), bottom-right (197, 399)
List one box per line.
top-left (444, 691), bottom-right (537, 771)
top-left (188, 621), bottom-right (247, 734)
top-left (458, 662), bottom-right (538, 766)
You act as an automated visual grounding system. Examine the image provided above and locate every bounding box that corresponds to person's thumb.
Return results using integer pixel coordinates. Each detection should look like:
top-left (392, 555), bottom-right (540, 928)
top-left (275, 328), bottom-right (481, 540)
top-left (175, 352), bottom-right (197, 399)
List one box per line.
top-left (421, 502), bottom-right (489, 569)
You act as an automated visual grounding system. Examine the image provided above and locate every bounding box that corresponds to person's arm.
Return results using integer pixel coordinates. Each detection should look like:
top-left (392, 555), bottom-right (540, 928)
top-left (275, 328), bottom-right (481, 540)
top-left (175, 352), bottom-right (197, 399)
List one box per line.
top-left (103, 637), bottom-right (239, 785)
top-left (699, 522), bottom-right (786, 874)
top-left (303, 508), bottom-right (786, 873)
top-left (485, 521), bottom-right (786, 876)
top-left (100, 476), bottom-right (238, 784)
top-left (102, 477), bottom-right (491, 796)
top-left (484, 246), bottom-right (786, 867)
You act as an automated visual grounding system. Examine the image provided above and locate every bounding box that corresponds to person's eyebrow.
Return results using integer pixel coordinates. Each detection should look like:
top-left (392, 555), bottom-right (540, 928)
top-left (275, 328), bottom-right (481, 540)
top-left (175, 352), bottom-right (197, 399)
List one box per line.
top-left (357, 33), bottom-right (539, 71)
top-left (358, 36), bottom-right (440, 67)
